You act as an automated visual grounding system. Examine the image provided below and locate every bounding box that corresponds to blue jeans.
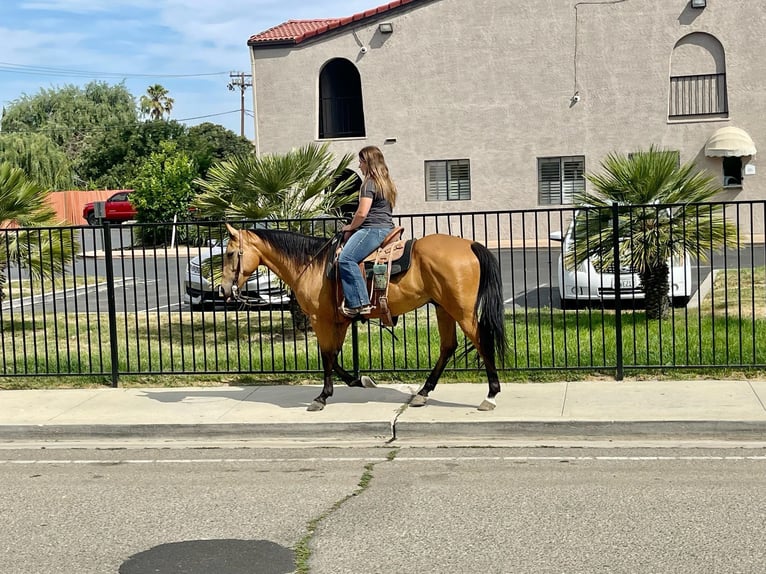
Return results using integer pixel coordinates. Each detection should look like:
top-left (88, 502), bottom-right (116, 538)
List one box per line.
top-left (338, 227), bottom-right (391, 308)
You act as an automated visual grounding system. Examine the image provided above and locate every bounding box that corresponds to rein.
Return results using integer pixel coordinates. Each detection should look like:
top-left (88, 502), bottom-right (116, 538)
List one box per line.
top-left (294, 232), bottom-right (342, 283)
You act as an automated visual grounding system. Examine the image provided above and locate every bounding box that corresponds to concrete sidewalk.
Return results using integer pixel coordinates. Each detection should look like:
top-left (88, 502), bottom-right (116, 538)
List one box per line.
top-left (1, 380), bottom-right (765, 444)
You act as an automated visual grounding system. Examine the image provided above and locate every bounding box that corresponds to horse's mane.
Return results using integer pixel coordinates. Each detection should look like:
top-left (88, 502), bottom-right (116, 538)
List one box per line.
top-left (248, 228), bottom-right (336, 266)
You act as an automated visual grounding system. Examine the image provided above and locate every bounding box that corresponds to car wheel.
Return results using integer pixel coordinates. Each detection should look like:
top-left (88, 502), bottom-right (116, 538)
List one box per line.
top-left (86, 212), bottom-right (98, 226)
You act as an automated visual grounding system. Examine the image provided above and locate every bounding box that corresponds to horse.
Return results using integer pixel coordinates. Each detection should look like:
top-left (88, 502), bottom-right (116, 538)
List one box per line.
top-left (219, 223), bottom-right (508, 412)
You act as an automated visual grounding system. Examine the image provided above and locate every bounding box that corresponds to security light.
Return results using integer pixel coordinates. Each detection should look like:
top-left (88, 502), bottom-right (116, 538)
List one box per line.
top-left (690, 0), bottom-right (706, 8)
top-left (378, 22), bottom-right (394, 34)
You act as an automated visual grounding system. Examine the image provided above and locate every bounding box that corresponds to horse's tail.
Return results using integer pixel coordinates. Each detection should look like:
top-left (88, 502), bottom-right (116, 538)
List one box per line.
top-left (471, 242), bottom-right (508, 367)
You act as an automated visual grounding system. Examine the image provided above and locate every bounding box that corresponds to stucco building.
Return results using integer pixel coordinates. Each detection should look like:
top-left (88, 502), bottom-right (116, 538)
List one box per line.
top-left (248, 0), bottom-right (763, 231)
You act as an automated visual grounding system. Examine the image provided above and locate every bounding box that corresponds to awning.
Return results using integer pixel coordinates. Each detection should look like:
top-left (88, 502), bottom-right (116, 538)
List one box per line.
top-left (704, 126), bottom-right (757, 157)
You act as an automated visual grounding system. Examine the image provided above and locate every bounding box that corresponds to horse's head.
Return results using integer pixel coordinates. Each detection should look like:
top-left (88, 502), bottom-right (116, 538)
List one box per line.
top-left (219, 223), bottom-right (261, 302)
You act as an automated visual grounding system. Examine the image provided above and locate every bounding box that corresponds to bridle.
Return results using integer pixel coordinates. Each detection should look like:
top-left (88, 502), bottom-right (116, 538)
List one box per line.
top-left (219, 244), bottom-right (246, 303)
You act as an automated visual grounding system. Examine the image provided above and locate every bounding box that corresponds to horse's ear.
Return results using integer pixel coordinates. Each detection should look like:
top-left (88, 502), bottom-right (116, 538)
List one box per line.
top-left (225, 223), bottom-right (239, 240)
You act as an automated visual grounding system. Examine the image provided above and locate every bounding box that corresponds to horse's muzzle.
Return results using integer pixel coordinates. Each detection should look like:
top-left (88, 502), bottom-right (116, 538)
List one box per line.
top-left (219, 284), bottom-right (238, 302)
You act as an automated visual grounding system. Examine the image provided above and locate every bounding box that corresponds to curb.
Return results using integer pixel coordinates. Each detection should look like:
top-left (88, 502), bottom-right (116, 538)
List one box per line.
top-left (3, 419), bottom-right (766, 443)
top-left (0, 422), bottom-right (394, 442)
top-left (393, 420), bottom-right (766, 441)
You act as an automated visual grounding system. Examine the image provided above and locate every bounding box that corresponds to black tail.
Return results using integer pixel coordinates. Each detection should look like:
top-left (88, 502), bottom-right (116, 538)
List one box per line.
top-left (471, 242), bottom-right (508, 367)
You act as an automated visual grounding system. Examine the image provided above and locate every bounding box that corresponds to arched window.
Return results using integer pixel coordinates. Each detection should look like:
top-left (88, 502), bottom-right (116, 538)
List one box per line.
top-left (669, 33), bottom-right (728, 119)
top-left (319, 58), bottom-right (365, 139)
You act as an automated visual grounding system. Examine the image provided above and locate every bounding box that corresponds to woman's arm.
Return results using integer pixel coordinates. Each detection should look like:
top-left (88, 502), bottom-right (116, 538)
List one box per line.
top-left (341, 196), bottom-right (372, 232)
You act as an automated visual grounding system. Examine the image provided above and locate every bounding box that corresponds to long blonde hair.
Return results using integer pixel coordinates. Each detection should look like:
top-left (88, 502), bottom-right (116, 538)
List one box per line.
top-left (359, 146), bottom-right (397, 208)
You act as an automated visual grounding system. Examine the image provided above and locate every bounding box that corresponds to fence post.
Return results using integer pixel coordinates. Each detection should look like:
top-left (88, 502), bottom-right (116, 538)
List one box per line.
top-left (612, 202), bottom-right (624, 381)
top-left (101, 222), bottom-right (120, 387)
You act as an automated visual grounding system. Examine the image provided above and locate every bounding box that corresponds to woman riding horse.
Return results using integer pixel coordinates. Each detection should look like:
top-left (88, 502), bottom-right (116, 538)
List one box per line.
top-left (219, 224), bottom-right (508, 412)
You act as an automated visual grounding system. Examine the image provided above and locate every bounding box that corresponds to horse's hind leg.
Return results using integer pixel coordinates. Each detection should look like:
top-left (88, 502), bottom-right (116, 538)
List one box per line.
top-left (411, 307), bottom-right (458, 407)
top-left (477, 361), bottom-right (501, 411)
top-left (456, 318), bottom-right (501, 412)
top-left (332, 363), bottom-right (376, 388)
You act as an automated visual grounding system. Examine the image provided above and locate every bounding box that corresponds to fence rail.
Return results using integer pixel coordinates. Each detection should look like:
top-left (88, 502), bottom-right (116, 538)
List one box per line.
top-left (0, 201), bottom-right (764, 385)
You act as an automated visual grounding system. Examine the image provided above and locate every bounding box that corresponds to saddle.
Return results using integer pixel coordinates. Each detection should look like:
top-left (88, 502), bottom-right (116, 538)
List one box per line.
top-left (329, 226), bottom-right (416, 326)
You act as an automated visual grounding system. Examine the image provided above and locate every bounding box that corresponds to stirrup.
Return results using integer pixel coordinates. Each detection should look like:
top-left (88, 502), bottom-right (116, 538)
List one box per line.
top-left (339, 303), bottom-right (374, 318)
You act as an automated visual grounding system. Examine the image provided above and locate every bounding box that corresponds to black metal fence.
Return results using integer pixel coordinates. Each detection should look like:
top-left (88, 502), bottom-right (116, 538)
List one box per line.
top-left (1, 201), bottom-right (764, 385)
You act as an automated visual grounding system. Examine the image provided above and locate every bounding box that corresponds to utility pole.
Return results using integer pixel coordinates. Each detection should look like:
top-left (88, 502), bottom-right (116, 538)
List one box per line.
top-left (228, 71), bottom-right (252, 138)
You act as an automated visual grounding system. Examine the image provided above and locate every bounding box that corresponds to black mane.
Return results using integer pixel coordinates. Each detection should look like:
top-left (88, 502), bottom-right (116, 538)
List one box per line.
top-left (250, 228), bottom-right (336, 266)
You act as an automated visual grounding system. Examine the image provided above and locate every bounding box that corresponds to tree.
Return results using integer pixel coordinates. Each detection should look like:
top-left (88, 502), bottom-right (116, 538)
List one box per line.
top-left (0, 163), bottom-right (77, 302)
top-left (0, 82), bottom-right (137, 187)
top-left (0, 132), bottom-right (75, 190)
top-left (569, 146), bottom-right (739, 319)
top-left (191, 142), bottom-right (356, 226)
top-left (182, 122), bottom-right (254, 176)
top-left (140, 84), bottom-right (174, 121)
top-left (76, 120), bottom-right (187, 189)
top-left (0, 82), bottom-right (137, 161)
top-left (129, 141), bottom-right (197, 245)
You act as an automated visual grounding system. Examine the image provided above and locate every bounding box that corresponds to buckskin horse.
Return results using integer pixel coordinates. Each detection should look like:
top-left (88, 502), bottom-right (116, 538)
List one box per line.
top-left (219, 223), bottom-right (508, 412)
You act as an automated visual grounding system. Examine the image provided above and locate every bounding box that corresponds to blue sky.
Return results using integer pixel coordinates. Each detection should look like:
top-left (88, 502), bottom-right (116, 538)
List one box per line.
top-left (0, 0), bottom-right (380, 139)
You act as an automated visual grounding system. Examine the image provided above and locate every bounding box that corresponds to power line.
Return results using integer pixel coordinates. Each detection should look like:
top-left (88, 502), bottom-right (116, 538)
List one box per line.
top-left (0, 61), bottom-right (230, 79)
top-left (0, 110), bottom-right (246, 135)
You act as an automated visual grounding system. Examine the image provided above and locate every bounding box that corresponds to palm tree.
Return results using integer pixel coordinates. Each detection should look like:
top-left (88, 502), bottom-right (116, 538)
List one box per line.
top-left (140, 84), bottom-right (174, 121)
top-left (0, 163), bottom-right (77, 302)
top-left (191, 142), bottom-right (358, 329)
top-left (569, 146), bottom-right (738, 319)
top-left (192, 142), bottom-right (356, 225)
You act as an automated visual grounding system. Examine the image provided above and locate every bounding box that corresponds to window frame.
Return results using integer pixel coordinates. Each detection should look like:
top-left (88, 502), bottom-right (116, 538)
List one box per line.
top-left (537, 156), bottom-right (585, 206)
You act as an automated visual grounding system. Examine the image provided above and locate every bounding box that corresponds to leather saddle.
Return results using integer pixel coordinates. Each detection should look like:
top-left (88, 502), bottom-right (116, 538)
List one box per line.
top-left (328, 226), bottom-right (416, 325)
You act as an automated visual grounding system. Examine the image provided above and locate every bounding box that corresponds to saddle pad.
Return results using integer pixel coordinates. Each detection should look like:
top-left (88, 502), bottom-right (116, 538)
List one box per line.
top-left (363, 239), bottom-right (415, 278)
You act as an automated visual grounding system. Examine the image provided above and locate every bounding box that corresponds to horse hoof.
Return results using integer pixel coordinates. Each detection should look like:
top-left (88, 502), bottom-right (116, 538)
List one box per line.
top-left (307, 400), bottom-right (325, 412)
top-left (410, 394), bottom-right (428, 407)
top-left (477, 399), bottom-right (497, 411)
top-left (360, 375), bottom-right (378, 388)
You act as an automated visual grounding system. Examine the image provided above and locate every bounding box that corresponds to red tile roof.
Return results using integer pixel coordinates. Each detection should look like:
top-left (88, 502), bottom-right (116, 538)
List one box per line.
top-left (248, 0), bottom-right (422, 46)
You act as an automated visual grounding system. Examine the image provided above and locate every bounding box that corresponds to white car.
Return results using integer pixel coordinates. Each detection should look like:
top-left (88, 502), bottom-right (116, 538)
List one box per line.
top-left (550, 215), bottom-right (692, 308)
top-left (183, 242), bottom-right (290, 308)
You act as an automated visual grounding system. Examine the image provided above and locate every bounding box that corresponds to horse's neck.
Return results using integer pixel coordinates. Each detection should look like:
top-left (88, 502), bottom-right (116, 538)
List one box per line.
top-left (260, 252), bottom-right (300, 288)
top-left (248, 235), bottom-right (324, 306)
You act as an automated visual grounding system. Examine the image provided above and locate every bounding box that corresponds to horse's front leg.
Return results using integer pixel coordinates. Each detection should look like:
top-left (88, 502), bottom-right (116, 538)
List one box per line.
top-left (308, 350), bottom-right (336, 412)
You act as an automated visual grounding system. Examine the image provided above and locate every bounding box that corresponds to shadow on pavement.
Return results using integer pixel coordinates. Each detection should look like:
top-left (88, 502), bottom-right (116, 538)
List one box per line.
top-left (140, 384), bottom-right (477, 409)
top-left (120, 539), bottom-right (294, 574)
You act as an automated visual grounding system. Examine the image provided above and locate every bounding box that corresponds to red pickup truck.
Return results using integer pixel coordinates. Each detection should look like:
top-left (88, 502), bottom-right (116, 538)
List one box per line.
top-left (83, 190), bottom-right (137, 225)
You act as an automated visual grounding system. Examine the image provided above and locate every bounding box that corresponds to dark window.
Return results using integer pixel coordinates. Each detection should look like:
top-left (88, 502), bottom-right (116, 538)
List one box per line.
top-left (538, 156), bottom-right (584, 205)
top-left (425, 159), bottom-right (471, 201)
top-left (723, 157), bottom-right (742, 187)
top-left (318, 59), bottom-right (365, 139)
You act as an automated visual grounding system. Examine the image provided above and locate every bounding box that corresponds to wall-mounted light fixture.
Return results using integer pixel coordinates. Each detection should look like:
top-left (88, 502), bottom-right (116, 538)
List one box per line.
top-left (690, 0), bottom-right (706, 8)
top-left (378, 22), bottom-right (394, 34)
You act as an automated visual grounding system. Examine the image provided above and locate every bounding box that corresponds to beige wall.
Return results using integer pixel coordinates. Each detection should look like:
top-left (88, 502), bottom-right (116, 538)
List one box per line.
top-left (250, 0), bottom-right (765, 232)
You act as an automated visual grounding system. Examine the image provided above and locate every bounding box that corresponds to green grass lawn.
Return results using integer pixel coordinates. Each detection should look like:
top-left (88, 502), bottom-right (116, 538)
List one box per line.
top-left (0, 267), bottom-right (764, 389)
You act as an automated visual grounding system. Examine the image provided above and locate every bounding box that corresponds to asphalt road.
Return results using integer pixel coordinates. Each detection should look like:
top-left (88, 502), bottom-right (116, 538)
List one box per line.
top-left (2, 445), bottom-right (765, 574)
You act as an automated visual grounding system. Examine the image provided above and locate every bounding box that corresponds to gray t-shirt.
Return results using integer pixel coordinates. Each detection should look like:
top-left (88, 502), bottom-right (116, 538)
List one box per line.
top-left (360, 178), bottom-right (393, 229)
